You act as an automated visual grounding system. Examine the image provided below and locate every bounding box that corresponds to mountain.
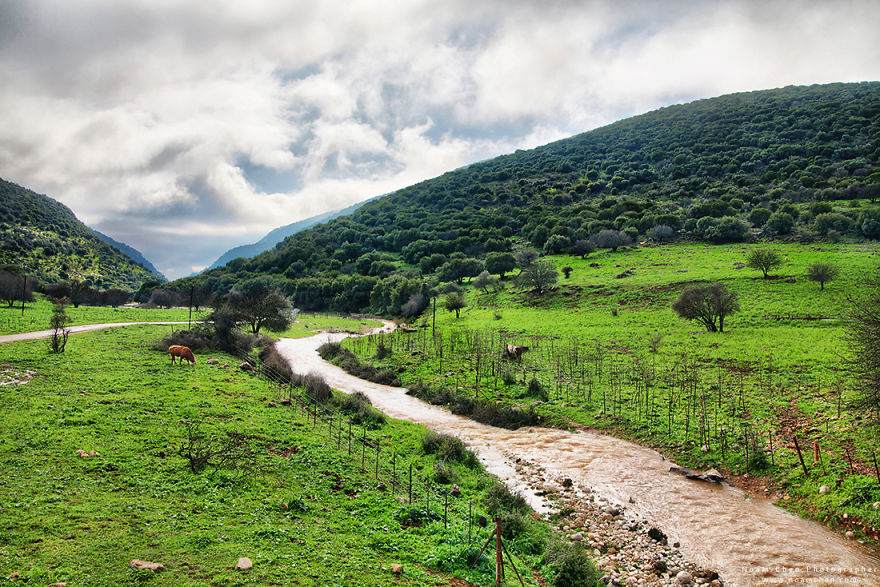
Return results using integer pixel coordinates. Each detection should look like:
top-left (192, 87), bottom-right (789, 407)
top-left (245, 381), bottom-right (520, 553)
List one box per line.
top-left (90, 228), bottom-right (164, 279)
top-left (206, 198), bottom-right (376, 270)
top-left (172, 82), bottom-right (880, 315)
top-left (0, 178), bottom-right (163, 290)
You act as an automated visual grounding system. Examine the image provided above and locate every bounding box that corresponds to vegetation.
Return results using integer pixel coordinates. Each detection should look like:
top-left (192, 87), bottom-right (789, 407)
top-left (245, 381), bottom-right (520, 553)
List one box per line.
top-left (672, 283), bottom-right (740, 332)
top-left (846, 273), bottom-right (880, 411)
top-left (745, 248), bottom-right (784, 279)
top-left (0, 319), bottom-right (584, 585)
top-left (338, 241), bottom-right (880, 543)
top-left (163, 83), bottom-right (878, 317)
top-left (0, 178), bottom-right (162, 289)
top-left (807, 262), bottom-right (839, 290)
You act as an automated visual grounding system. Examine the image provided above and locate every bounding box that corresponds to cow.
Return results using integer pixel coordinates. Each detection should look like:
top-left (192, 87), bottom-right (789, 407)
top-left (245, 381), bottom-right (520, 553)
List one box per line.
top-left (503, 344), bottom-right (529, 362)
top-left (169, 345), bottom-right (196, 365)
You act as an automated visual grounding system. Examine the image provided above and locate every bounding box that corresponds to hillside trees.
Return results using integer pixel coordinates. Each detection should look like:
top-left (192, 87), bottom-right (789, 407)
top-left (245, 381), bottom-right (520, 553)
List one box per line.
top-left (485, 252), bottom-right (516, 279)
top-left (518, 259), bottom-right (559, 293)
top-left (672, 284), bottom-right (740, 332)
top-left (0, 269), bottom-right (34, 307)
top-left (444, 291), bottom-right (467, 318)
top-left (219, 278), bottom-right (293, 334)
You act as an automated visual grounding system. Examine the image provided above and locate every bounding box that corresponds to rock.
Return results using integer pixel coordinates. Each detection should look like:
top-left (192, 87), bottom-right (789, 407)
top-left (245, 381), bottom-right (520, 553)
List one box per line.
top-left (130, 559), bottom-right (164, 571)
top-left (570, 532), bottom-right (584, 542)
top-left (206, 359), bottom-right (219, 365)
top-left (676, 570), bottom-right (694, 584)
top-left (647, 527), bottom-right (667, 543)
top-left (239, 362), bottom-right (253, 372)
top-left (268, 401), bottom-right (276, 407)
top-left (653, 559), bottom-right (668, 574)
top-left (450, 484), bottom-right (461, 497)
top-left (701, 445), bottom-right (709, 452)
top-left (477, 514), bottom-right (488, 527)
top-left (9, 573), bottom-right (19, 580)
top-left (819, 485), bottom-right (830, 494)
top-left (235, 557), bottom-right (253, 570)
top-left (377, 482), bottom-right (386, 491)
top-left (845, 531), bottom-right (855, 539)
top-left (390, 564), bottom-right (403, 574)
top-left (873, 501), bottom-right (880, 509)
top-left (562, 478), bottom-right (573, 488)
top-left (279, 398), bottom-right (291, 405)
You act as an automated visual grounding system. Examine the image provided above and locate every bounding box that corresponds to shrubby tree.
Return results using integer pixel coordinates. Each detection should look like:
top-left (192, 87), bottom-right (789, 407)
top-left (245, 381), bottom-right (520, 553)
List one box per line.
top-left (220, 278), bottom-right (294, 334)
top-left (514, 247), bottom-right (540, 269)
top-left (438, 257), bottom-right (483, 284)
top-left (103, 288), bottom-right (130, 308)
top-left (543, 234), bottom-right (570, 254)
top-left (484, 252), bottom-right (516, 279)
top-left (561, 266), bottom-right (573, 279)
top-left (569, 239), bottom-right (595, 258)
top-left (748, 207), bottom-right (772, 226)
top-left (517, 259), bottom-right (558, 293)
top-left (806, 262), bottom-right (839, 290)
top-left (148, 288), bottom-right (181, 309)
top-left (746, 249), bottom-right (783, 279)
top-left (672, 284), bottom-right (740, 332)
top-left (765, 212), bottom-right (795, 235)
top-left (592, 229), bottom-right (631, 252)
top-left (443, 291), bottom-right (466, 318)
top-left (472, 270), bottom-right (497, 293)
top-left (48, 300), bottom-right (71, 353)
top-left (648, 225), bottom-right (675, 242)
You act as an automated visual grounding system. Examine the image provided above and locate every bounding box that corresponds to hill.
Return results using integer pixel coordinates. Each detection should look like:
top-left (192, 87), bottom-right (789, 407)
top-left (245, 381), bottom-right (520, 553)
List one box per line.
top-left (205, 198), bottom-right (377, 271)
top-left (172, 82), bottom-right (880, 314)
top-left (0, 178), bottom-right (163, 290)
top-left (89, 228), bottom-right (164, 279)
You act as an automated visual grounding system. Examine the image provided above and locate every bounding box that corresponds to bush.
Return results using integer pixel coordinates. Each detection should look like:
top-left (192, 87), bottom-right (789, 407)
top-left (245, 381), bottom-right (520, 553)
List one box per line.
top-left (432, 461), bottom-right (457, 484)
top-left (337, 392), bottom-right (386, 428)
top-left (485, 480), bottom-right (529, 515)
top-left (544, 540), bottom-right (599, 587)
top-left (302, 372), bottom-right (332, 403)
top-left (527, 377), bottom-right (548, 401)
top-left (501, 368), bottom-right (516, 385)
top-left (421, 431), bottom-right (478, 467)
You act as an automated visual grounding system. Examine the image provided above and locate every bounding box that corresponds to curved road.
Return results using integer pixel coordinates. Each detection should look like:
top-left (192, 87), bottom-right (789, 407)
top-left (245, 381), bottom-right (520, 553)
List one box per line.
top-left (0, 322), bottom-right (189, 345)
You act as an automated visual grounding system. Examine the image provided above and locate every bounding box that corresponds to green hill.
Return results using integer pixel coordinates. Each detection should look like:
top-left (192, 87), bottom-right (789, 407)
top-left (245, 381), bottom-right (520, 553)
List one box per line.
top-left (173, 82), bottom-right (880, 312)
top-left (0, 178), bottom-right (163, 290)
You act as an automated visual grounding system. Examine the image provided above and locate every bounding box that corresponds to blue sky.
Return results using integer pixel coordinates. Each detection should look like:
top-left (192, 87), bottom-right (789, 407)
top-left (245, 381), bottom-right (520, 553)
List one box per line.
top-left (1, 0), bottom-right (878, 279)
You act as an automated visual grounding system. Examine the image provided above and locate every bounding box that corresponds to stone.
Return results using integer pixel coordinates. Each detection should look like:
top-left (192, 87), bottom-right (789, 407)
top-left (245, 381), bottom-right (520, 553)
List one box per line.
top-left (130, 559), bottom-right (164, 571)
top-left (653, 559), bottom-right (668, 574)
top-left (676, 570), bottom-right (693, 584)
top-left (390, 564), bottom-right (403, 574)
top-left (561, 478), bottom-right (573, 488)
top-left (235, 557), bottom-right (253, 570)
top-left (570, 532), bottom-right (584, 542)
top-left (206, 359), bottom-right (219, 365)
top-left (845, 531), bottom-right (855, 539)
top-left (450, 484), bottom-right (461, 497)
top-left (239, 362), bottom-right (253, 371)
top-left (873, 501), bottom-right (880, 509)
top-left (819, 485), bottom-right (830, 494)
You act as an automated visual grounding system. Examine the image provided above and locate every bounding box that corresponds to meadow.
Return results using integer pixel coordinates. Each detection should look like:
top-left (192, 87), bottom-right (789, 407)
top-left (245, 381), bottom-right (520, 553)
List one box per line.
top-left (0, 319), bottom-right (581, 586)
top-left (344, 241), bottom-right (880, 541)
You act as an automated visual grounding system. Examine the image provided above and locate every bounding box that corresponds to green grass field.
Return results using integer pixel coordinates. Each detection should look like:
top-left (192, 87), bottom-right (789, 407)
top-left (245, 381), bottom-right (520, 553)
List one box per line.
top-left (345, 242), bottom-right (880, 541)
top-left (0, 321), bottom-right (567, 586)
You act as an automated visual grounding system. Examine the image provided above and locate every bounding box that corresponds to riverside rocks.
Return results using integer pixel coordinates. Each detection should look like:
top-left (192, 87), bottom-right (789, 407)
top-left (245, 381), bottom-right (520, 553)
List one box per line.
top-left (511, 456), bottom-right (723, 586)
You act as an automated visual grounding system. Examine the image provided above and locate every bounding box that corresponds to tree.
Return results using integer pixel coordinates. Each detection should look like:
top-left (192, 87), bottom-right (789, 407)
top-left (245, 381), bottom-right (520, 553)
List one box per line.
top-left (672, 284), bottom-right (740, 332)
top-left (103, 288), bottom-right (130, 307)
top-left (514, 247), bottom-right (540, 270)
top-left (561, 266), bottom-right (573, 279)
top-left (438, 257), bottom-right (483, 284)
top-left (222, 278), bottom-right (294, 334)
top-left (149, 288), bottom-right (181, 309)
top-left (592, 229), bottom-right (631, 252)
top-left (48, 300), bottom-right (71, 353)
top-left (765, 211), bottom-right (795, 235)
top-left (485, 252), bottom-right (516, 279)
top-left (647, 225), bottom-right (674, 242)
top-left (746, 249), bottom-right (783, 279)
top-left (472, 270), bottom-right (497, 293)
top-left (806, 262), bottom-right (839, 290)
top-left (517, 259), bottom-right (558, 293)
top-left (845, 274), bottom-right (880, 411)
top-left (543, 234), bottom-right (570, 254)
top-left (569, 239), bottom-right (595, 258)
top-left (444, 291), bottom-right (466, 318)
top-left (0, 270), bottom-right (33, 308)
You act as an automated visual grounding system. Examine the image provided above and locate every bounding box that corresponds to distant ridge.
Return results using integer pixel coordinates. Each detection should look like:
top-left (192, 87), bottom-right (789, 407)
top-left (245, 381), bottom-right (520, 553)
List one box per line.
top-left (206, 198), bottom-right (377, 270)
top-left (90, 228), bottom-right (165, 279)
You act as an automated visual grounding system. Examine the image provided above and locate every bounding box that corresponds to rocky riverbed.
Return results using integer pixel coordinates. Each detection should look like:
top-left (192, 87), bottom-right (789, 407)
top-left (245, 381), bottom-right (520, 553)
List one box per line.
top-left (511, 453), bottom-right (724, 586)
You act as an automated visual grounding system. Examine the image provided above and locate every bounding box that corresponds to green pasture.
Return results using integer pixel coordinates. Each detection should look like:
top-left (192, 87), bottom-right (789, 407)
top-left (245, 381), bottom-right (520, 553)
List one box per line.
top-left (0, 325), bottom-right (554, 586)
top-left (349, 242), bottom-right (880, 538)
top-left (0, 297), bottom-right (209, 335)
top-left (270, 313), bottom-right (384, 339)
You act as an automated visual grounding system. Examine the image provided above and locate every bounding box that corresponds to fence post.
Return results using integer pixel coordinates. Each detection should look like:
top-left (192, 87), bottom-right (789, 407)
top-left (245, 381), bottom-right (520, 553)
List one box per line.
top-left (375, 444), bottom-right (380, 480)
top-left (444, 490), bottom-right (448, 530)
top-left (348, 422), bottom-right (352, 455)
top-left (495, 517), bottom-right (503, 587)
top-left (409, 464), bottom-right (413, 504)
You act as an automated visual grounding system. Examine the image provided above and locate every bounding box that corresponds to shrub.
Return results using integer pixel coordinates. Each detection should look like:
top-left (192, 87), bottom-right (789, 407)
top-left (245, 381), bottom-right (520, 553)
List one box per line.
top-left (337, 392), bottom-right (386, 428)
top-left (544, 540), bottom-right (599, 587)
top-left (432, 461), bottom-right (457, 484)
top-left (486, 480), bottom-right (529, 515)
top-left (302, 372), bottom-right (332, 403)
top-left (527, 377), bottom-right (548, 401)
top-left (501, 368), bottom-right (516, 385)
top-left (421, 431), bottom-right (478, 467)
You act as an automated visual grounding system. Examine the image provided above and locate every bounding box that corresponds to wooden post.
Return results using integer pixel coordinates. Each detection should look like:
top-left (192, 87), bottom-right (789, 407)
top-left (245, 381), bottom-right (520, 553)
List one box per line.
top-left (871, 449), bottom-right (880, 484)
top-left (375, 444), bottom-right (380, 480)
top-left (793, 437), bottom-right (809, 476)
top-left (495, 517), bottom-right (502, 587)
top-left (20, 275), bottom-right (27, 316)
top-left (408, 464), bottom-right (413, 504)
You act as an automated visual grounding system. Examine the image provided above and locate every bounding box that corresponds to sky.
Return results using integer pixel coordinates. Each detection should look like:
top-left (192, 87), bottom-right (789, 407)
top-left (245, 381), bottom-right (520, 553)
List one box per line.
top-left (1, 1), bottom-right (879, 279)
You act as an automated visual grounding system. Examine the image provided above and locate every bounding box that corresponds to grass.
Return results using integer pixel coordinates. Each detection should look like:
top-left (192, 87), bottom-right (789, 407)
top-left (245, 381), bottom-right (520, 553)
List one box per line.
top-left (270, 313), bottom-right (384, 339)
top-left (0, 297), bottom-right (209, 335)
top-left (343, 241), bottom-right (880, 542)
top-left (0, 322), bottom-right (569, 585)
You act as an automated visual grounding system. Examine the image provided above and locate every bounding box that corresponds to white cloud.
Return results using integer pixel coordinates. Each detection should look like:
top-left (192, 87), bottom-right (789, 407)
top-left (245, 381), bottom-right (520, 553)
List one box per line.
top-left (1, 0), bottom-right (878, 279)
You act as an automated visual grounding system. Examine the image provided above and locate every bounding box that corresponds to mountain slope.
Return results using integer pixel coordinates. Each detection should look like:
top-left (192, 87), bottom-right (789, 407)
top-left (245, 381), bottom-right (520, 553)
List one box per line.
top-left (90, 228), bottom-right (164, 279)
top-left (206, 198), bottom-right (376, 270)
top-left (173, 82), bottom-right (880, 314)
top-left (0, 178), bottom-right (163, 290)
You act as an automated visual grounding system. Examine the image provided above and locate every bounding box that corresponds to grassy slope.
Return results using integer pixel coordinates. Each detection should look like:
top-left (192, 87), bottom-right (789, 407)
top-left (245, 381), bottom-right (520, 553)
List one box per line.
top-left (0, 322), bottom-right (549, 586)
top-left (346, 241), bottom-right (880, 541)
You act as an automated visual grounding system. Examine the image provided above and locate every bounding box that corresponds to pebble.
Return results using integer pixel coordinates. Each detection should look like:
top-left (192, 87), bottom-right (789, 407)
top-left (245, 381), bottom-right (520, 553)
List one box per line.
top-left (235, 557), bottom-right (252, 570)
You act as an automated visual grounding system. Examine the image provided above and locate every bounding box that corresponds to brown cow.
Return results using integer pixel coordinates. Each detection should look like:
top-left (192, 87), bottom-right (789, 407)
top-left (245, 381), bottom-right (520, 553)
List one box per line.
top-left (503, 344), bottom-right (529, 362)
top-left (169, 345), bottom-right (196, 365)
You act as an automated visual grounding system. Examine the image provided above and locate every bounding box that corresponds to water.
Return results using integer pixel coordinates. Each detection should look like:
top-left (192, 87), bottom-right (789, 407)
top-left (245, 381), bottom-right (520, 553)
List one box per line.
top-left (276, 330), bottom-right (880, 586)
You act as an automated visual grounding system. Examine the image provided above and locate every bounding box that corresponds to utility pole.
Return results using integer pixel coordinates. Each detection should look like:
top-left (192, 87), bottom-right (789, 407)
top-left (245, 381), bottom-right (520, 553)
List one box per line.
top-left (188, 285), bottom-right (194, 329)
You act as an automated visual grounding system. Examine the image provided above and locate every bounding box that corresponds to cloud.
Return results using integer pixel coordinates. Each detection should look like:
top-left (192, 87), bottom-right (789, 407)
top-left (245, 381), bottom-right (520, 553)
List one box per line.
top-left (1, 0), bottom-right (878, 279)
